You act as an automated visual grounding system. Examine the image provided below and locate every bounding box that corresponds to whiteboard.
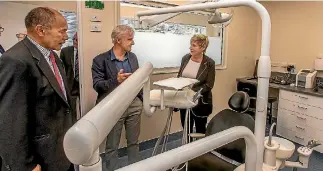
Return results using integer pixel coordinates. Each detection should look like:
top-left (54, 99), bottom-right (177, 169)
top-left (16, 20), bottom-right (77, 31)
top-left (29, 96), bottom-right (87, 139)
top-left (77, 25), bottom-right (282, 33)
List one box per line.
top-left (131, 32), bottom-right (223, 68)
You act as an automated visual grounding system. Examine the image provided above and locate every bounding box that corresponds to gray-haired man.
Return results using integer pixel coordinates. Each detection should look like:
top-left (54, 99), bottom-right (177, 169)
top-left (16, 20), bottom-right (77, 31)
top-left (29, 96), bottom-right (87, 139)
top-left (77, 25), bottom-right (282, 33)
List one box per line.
top-left (91, 25), bottom-right (143, 170)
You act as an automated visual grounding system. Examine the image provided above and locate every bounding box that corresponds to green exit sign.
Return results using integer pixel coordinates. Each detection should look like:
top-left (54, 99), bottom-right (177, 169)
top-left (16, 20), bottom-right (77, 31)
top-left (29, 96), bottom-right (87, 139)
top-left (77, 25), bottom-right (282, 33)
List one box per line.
top-left (85, 0), bottom-right (104, 10)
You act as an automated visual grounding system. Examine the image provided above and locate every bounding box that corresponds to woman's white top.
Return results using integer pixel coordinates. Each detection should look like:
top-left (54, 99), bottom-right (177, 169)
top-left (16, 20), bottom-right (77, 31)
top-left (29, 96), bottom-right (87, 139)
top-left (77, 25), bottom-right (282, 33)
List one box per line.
top-left (182, 59), bottom-right (201, 79)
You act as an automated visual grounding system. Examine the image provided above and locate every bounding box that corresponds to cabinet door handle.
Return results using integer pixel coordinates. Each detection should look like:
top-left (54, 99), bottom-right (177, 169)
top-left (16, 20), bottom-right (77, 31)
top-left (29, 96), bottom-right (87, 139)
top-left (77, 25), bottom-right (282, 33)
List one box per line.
top-left (296, 115), bottom-right (306, 120)
top-left (297, 105), bottom-right (308, 110)
top-left (296, 125), bottom-right (305, 130)
top-left (295, 135), bottom-right (305, 140)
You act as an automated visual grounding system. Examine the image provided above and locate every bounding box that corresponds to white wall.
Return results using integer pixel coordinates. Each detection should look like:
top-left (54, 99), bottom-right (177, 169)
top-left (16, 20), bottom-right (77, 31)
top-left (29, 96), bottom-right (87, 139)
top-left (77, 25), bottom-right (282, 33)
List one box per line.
top-left (0, 1), bottom-right (76, 52)
top-left (0, 2), bottom-right (36, 50)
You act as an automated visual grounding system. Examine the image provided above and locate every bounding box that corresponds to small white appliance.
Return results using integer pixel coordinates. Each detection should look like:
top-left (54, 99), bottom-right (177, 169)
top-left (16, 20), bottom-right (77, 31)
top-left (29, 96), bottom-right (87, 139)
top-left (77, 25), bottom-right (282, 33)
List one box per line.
top-left (314, 55), bottom-right (323, 71)
top-left (296, 69), bottom-right (317, 88)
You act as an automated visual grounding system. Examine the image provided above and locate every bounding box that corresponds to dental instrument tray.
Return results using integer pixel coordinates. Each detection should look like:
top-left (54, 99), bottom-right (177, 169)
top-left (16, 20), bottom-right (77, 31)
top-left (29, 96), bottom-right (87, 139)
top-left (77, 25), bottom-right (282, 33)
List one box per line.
top-left (153, 77), bottom-right (199, 90)
top-left (150, 77), bottom-right (200, 109)
top-left (149, 89), bottom-right (199, 109)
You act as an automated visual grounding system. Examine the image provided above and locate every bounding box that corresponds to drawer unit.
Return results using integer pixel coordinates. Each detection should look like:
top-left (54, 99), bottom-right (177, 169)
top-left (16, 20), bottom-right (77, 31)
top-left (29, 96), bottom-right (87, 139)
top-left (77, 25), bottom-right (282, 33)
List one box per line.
top-left (277, 90), bottom-right (323, 153)
top-left (280, 90), bottom-right (323, 109)
top-left (278, 99), bottom-right (323, 120)
top-left (276, 126), bottom-right (323, 153)
top-left (278, 108), bottom-right (323, 132)
top-left (277, 109), bottom-right (323, 140)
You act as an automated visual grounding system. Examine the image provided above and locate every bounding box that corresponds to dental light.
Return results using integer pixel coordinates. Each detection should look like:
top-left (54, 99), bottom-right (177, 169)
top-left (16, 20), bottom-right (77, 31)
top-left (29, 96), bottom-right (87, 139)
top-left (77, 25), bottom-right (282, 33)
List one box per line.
top-left (209, 9), bottom-right (234, 28)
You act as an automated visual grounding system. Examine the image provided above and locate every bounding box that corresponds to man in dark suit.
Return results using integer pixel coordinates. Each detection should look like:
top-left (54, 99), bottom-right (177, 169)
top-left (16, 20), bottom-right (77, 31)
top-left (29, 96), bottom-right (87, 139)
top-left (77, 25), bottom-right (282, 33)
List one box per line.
top-left (0, 7), bottom-right (74, 171)
top-left (92, 25), bottom-right (143, 171)
top-left (60, 32), bottom-right (80, 122)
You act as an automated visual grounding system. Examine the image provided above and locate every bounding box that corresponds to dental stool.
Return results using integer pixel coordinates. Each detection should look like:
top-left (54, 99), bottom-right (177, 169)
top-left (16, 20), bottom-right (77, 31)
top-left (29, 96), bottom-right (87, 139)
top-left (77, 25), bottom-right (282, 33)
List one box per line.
top-left (237, 82), bottom-right (277, 124)
top-left (174, 91), bottom-right (255, 171)
top-left (267, 96), bottom-right (277, 124)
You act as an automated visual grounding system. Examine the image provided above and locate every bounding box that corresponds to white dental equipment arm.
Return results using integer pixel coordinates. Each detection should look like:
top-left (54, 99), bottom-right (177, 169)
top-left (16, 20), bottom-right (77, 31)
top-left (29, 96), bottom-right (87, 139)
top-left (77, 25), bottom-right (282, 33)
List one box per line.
top-left (63, 62), bottom-right (155, 169)
top-left (116, 126), bottom-right (257, 171)
top-left (137, 0), bottom-right (232, 29)
top-left (138, 0), bottom-right (208, 29)
top-left (143, 76), bottom-right (156, 116)
top-left (134, 1), bottom-right (271, 171)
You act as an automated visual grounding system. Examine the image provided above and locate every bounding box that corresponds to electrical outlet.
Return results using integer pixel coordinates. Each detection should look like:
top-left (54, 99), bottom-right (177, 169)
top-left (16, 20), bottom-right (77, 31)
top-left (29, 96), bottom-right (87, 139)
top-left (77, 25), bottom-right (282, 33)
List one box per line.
top-left (91, 15), bottom-right (101, 22)
top-left (90, 23), bottom-right (102, 32)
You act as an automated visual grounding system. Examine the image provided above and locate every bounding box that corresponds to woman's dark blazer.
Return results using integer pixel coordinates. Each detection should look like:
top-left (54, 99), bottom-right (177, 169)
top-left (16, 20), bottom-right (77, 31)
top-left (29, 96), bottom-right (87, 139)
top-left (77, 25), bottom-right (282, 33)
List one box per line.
top-left (177, 54), bottom-right (216, 116)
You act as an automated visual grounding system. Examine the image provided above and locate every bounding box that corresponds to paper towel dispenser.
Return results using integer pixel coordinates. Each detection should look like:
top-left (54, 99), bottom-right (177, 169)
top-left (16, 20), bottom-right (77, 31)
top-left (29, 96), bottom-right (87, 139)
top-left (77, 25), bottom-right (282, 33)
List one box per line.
top-left (314, 55), bottom-right (323, 71)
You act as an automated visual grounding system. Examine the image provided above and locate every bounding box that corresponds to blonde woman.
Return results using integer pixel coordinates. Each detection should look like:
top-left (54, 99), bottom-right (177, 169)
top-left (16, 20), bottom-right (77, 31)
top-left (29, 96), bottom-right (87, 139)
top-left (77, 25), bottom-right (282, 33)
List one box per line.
top-left (177, 34), bottom-right (216, 135)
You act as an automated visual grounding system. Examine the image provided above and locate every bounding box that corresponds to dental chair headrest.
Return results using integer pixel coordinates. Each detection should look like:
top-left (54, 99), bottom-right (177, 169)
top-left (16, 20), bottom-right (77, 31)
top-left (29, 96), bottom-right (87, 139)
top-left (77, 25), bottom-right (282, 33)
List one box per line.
top-left (228, 91), bottom-right (250, 113)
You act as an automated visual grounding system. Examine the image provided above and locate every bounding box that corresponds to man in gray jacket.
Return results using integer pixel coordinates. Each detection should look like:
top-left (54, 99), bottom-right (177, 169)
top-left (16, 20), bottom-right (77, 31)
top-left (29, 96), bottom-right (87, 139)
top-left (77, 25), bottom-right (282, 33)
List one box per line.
top-left (91, 25), bottom-right (142, 170)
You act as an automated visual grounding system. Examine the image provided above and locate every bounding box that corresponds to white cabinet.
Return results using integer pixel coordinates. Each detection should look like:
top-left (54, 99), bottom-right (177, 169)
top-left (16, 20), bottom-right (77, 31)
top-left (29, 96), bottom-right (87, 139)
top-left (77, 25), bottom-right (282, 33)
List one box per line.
top-left (277, 90), bottom-right (323, 153)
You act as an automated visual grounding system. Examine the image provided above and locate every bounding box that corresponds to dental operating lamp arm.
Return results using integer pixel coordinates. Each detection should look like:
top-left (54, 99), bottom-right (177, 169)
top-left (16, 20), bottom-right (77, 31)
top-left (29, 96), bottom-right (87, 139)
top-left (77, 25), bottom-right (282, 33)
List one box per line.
top-left (138, 0), bottom-right (208, 29)
top-left (135, 0), bottom-right (232, 29)
top-left (135, 1), bottom-right (271, 171)
top-left (116, 126), bottom-right (257, 171)
top-left (63, 62), bottom-right (154, 165)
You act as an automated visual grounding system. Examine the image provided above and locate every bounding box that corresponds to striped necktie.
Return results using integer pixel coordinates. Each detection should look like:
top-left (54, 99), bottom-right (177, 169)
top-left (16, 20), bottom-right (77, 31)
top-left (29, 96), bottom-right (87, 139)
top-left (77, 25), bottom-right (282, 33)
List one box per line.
top-left (49, 51), bottom-right (65, 94)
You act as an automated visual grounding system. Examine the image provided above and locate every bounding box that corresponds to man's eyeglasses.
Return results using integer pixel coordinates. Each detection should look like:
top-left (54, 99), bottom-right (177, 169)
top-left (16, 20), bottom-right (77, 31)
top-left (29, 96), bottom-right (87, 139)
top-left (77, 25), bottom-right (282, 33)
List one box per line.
top-left (0, 26), bottom-right (4, 36)
top-left (16, 33), bottom-right (26, 39)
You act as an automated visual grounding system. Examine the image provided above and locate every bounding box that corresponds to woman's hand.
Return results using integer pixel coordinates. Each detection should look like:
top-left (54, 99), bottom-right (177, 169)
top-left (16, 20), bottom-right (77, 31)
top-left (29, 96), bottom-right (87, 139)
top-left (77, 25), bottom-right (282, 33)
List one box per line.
top-left (32, 164), bottom-right (41, 171)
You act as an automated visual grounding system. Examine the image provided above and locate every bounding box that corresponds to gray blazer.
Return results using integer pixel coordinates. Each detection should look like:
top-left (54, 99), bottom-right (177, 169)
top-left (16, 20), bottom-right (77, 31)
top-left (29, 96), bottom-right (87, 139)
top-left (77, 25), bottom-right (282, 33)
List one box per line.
top-left (91, 49), bottom-right (142, 103)
top-left (177, 54), bottom-right (216, 113)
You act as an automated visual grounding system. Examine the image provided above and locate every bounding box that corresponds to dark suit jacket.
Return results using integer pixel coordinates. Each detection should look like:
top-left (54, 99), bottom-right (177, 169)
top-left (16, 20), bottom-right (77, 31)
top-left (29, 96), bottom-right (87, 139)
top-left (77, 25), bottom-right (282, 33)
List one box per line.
top-left (177, 54), bottom-right (216, 116)
top-left (0, 44), bottom-right (5, 54)
top-left (92, 49), bottom-right (142, 103)
top-left (0, 38), bottom-right (73, 171)
top-left (60, 46), bottom-right (79, 123)
top-left (60, 46), bottom-right (79, 97)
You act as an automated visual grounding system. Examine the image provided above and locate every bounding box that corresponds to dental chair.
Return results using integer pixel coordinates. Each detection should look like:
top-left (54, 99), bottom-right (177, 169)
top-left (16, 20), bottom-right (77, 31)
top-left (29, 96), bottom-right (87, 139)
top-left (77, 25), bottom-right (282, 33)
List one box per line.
top-left (175, 91), bottom-right (255, 171)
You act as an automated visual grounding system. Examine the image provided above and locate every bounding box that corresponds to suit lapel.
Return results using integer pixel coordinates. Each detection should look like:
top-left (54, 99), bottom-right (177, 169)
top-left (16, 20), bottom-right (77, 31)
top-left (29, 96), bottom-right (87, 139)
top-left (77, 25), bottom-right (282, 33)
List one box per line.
top-left (23, 38), bottom-right (69, 106)
top-left (128, 54), bottom-right (137, 72)
top-left (69, 46), bottom-right (75, 72)
top-left (196, 55), bottom-right (208, 79)
top-left (178, 54), bottom-right (191, 77)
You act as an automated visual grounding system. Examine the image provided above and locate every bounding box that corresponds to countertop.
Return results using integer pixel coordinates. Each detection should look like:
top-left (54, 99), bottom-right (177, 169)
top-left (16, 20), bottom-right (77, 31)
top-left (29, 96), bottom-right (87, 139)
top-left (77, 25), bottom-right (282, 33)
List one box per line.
top-left (237, 77), bottom-right (323, 98)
